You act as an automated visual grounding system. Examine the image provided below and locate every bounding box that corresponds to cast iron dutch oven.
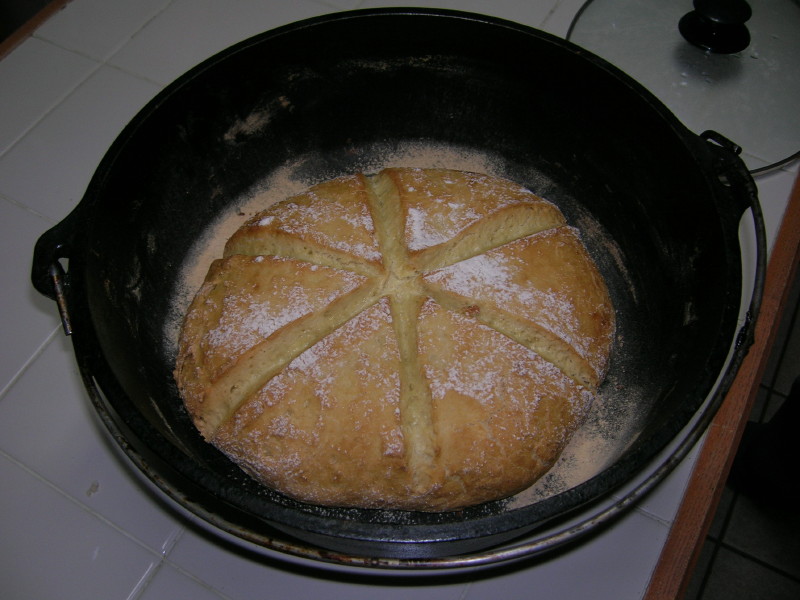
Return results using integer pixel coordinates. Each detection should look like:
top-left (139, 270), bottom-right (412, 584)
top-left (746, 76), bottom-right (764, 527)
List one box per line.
top-left (31, 8), bottom-right (765, 568)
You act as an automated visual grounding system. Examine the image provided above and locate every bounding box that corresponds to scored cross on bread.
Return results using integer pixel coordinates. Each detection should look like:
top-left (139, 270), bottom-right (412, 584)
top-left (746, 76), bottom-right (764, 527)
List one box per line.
top-left (175, 168), bottom-right (615, 511)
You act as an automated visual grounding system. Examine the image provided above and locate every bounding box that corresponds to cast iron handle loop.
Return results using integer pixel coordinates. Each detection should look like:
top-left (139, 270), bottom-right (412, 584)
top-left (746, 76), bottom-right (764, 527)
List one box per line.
top-left (31, 206), bottom-right (83, 336)
top-left (679, 0), bottom-right (752, 54)
top-left (700, 129), bottom-right (766, 356)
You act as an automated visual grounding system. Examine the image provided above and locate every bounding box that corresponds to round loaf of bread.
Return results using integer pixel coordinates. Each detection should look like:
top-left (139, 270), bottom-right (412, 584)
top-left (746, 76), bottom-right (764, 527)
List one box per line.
top-left (175, 168), bottom-right (615, 512)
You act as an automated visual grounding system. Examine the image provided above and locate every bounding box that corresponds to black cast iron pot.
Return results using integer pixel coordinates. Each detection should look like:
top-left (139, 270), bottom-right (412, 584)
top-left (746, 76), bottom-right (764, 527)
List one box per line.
top-left (31, 8), bottom-right (765, 568)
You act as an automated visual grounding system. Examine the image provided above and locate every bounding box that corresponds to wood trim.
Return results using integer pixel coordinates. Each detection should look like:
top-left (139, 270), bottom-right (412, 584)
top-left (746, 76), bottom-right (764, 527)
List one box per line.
top-left (644, 169), bottom-right (800, 599)
top-left (0, 0), bottom-right (73, 61)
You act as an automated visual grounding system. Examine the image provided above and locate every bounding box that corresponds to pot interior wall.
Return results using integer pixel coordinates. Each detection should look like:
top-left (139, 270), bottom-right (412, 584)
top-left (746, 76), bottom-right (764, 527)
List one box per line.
top-left (69, 11), bottom-right (742, 556)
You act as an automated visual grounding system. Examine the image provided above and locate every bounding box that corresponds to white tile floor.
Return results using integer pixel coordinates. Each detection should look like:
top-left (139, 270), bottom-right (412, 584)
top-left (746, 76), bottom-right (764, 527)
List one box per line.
top-left (1, 1), bottom-right (797, 598)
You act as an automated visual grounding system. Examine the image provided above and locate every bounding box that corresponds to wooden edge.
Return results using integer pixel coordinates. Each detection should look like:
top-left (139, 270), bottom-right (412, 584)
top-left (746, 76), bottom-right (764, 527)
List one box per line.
top-left (644, 169), bottom-right (800, 600)
top-left (0, 0), bottom-right (73, 61)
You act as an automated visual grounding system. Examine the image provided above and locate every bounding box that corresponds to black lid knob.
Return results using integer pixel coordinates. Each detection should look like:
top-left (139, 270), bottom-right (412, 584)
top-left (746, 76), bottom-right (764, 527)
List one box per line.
top-left (679, 0), bottom-right (752, 53)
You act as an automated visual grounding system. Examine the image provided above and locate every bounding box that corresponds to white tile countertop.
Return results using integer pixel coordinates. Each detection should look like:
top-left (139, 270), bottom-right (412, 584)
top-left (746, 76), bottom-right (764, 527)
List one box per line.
top-left (1, 1), bottom-right (797, 598)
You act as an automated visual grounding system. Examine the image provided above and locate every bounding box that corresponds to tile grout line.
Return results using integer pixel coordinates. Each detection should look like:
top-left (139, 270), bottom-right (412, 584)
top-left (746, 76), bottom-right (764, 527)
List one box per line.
top-left (0, 447), bottom-right (182, 567)
top-left (752, 383), bottom-right (770, 422)
top-left (1, 0), bottom-right (176, 162)
top-left (630, 502), bottom-right (675, 528)
top-left (692, 483), bottom-right (740, 598)
top-left (126, 527), bottom-right (193, 600)
top-left (0, 325), bottom-right (61, 400)
top-left (126, 521), bottom-right (238, 600)
top-left (47, 425), bottom-right (234, 599)
top-left (458, 580), bottom-right (474, 600)
top-left (32, 0), bottom-right (175, 67)
top-left (1, 189), bottom-right (59, 223)
top-left (702, 485), bottom-right (740, 587)
top-left (716, 536), bottom-right (800, 584)
top-left (79, 0), bottom-right (177, 88)
top-left (693, 538), bottom-right (719, 600)
top-left (0, 38), bottom-right (104, 161)
top-left (125, 561), bottom-right (163, 600)
top-left (0, 446), bottom-right (240, 600)
top-left (0, 45), bottom-right (166, 214)
top-left (0, 0), bottom-right (70, 60)
top-left (143, 555), bottom-right (239, 600)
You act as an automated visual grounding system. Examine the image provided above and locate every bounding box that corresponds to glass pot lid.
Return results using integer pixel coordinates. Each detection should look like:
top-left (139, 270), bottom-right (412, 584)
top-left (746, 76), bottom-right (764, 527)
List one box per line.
top-left (568, 0), bottom-right (800, 173)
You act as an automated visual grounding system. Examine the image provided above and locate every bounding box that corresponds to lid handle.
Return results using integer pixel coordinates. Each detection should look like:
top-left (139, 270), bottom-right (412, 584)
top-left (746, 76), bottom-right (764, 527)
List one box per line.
top-left (679, 0), bottom-right (752, 54)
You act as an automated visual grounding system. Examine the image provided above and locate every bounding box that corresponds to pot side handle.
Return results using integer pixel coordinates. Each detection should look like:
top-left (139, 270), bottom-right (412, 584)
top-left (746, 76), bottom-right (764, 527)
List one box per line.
top-left (700, 130), bottom-right (767, 356)
top-left (31, 205), bottom-right (84, 336)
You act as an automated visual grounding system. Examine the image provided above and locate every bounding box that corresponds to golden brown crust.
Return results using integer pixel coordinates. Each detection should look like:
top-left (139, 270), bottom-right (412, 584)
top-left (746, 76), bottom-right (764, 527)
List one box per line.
top-left (174, 168), bottom-right (615, 511)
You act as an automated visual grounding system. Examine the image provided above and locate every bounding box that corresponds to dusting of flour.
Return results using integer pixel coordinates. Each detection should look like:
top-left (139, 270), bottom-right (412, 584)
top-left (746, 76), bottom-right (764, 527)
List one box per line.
top-left (164, 140), bottom-right (635, 511)
top-left (164, 142), bottom-right (500, 356)
top-left (506, 368), bottom-right (646, 509)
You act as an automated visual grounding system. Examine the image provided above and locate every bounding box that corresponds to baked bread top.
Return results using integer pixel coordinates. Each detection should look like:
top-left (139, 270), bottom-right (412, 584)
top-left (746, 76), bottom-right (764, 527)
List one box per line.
top-left (175, 168), bottom-right (615, 511)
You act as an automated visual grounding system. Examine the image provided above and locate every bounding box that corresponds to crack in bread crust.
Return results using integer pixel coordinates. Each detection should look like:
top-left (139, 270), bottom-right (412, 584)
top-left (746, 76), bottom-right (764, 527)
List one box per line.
top-left (175, 168), bottom-right (615, 511)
